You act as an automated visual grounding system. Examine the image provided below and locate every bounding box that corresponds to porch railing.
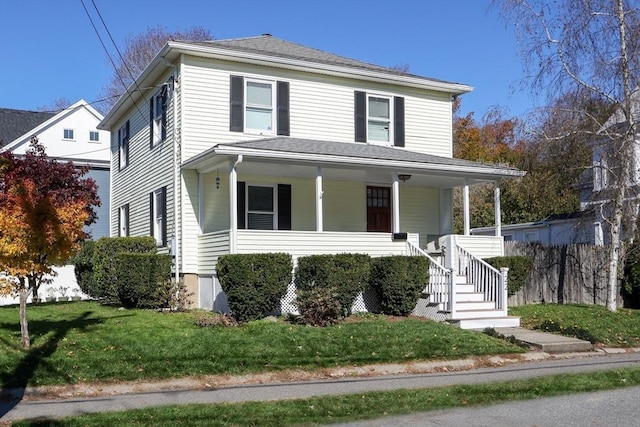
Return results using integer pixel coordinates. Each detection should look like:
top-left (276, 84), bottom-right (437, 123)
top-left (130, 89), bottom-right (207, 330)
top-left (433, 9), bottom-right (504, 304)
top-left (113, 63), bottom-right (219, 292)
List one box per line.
top-left (454, 244), bottom-right (508, 315)
top-left (406, 241), bottom-right (454, 314)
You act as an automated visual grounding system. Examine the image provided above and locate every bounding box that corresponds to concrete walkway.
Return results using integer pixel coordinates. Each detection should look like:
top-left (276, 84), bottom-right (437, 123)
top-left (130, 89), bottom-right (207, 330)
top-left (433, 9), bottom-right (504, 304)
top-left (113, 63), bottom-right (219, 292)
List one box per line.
top-left (494, 326), bottom-right (594, 353)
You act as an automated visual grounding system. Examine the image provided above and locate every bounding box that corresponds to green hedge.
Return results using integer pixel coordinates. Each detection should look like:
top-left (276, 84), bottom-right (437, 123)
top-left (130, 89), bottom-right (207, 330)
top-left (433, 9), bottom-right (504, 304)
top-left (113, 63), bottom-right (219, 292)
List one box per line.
top-left (484, 256), bottom-right (532, 296)
top-left (370, 256), bottom-right (429, 316)
top-left (91, 237), bottom-right (158, 303)
top-left (217, 253), bottom-right (293, 322)
top-left (70, 240), bottom-right (95, 296)
top-left (114, 253), bottom-right (173, 308)
top-left (623, 246), bottom-right (640, 308)
top-left (295, 253), bottom-right (371, 318)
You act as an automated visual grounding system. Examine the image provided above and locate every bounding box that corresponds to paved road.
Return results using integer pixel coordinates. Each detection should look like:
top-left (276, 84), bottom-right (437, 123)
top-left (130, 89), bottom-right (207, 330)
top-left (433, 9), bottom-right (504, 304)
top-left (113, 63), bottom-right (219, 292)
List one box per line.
top-left (2, 351), bottom-right (640, 422)
top-left (335, 386), bottom-right (640, 427)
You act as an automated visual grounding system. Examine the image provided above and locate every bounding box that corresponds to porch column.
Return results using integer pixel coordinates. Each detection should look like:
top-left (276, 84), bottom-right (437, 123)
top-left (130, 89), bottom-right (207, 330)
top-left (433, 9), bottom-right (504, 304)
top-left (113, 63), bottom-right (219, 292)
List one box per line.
top-left (494, 181), bottom-right (502, 237)
top-left (392, 173), bottom-right (400, 233)
top-left (229, 155), bottom-right (243, 253)
top-left (463, 179), bottom-right (470, 236)
top-left (198, 172), bottom-right (204, 234)
top-left (316, 167), bottom-right (323, 232)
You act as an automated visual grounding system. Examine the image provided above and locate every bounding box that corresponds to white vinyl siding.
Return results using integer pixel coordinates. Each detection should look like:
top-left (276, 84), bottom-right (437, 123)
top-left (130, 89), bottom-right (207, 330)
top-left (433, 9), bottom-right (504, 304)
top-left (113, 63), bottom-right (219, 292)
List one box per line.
top-left (399, 186), bottom-right (440, 249)
top-left (323, 181), bottom-right (366, 232)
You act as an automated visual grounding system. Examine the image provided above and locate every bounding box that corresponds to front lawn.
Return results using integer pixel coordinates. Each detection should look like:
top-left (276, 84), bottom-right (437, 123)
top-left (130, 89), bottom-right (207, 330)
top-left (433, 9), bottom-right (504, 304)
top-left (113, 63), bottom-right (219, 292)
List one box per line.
top-left (511, 304), bottom-right (640, 347)
top-left (0, 302), bottom-right (522, 388)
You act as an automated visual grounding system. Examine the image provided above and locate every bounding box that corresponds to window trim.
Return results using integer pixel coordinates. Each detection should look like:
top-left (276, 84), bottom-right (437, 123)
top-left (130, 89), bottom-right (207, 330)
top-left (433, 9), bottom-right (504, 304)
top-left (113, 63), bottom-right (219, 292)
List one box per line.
top-left (244, 78), bottom-right (276, 135)
top-left (354, 91), bottom-right (404, 147)
top-left (230, 75), bottom-right (289, 136)
top-left (118, 204), bottom-right (129, 237)
top-left (366, 93), bottom-right (393, 145)
top-left (63, 128), bottom-right (75, 140)
top-left (150, 86), bottom-right (167, 148)
top-left (245, 183), bottom-right (277, 230)
top-left (150, 187), bottom-right (167, 246)
top-left (89, 131), bottom-right (100, 143)
top-left (118, 121), bottom-right (129, 170)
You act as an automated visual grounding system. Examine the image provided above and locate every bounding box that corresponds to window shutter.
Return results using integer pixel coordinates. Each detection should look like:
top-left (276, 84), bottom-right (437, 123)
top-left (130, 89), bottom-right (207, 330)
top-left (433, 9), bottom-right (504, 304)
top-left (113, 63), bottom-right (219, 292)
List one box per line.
top-left (277, 184), bottom-right (292, 230)
top-left (117, 127), bottom-right (122, 170)
top-left (118, 206), bottom-right (122, 236)
top-left (149, 192), bottom-right (154, 238)
top-left (230, 76), bottom-right (244, 132)
top-left (277, 81), bottom-right (290, 136)
top-left (354, 91), bottom-right (366, 142)
top-left (161, 86), bottom-right (168, 141)
top-left (125, 120), bottom-right (130, 165)
top-left (237, 181), bottom-right (246, 229)
top-left (124, 205), bottom-right (130, 237)
top-left (160, 186), bottom-right (167, 246)
top-left (394, 96), bottom-right (405, 147)
top-left (149, 98), bottom-right (154, 148)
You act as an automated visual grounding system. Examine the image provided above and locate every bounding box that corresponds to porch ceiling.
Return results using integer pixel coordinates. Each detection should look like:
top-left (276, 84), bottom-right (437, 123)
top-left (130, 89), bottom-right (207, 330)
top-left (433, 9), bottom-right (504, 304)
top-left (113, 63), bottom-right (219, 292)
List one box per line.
top-left (182, 137), bottom-right (525, 188)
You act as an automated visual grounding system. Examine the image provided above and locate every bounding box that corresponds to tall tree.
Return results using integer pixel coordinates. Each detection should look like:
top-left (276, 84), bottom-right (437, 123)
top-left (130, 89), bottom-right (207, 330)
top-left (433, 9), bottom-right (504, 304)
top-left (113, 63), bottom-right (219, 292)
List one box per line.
top-left (0, 138), bottom-right (99, 348)
top-left (99, 25), bottom-right (213, 113)
top-left (496, 0), bottom-right (639, 311)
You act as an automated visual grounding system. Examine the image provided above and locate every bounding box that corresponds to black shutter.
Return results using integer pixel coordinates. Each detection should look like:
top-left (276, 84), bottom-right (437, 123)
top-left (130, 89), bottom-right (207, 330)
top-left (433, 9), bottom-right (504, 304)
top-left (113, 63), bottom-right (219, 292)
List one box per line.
top-left (277, 184), bottom-right (292, 230)
top-left (161, 86), bottom-right (168, 141)
top-left (394, 96), bottom-right (405, 147)
top-left (149, 97), bottom-right (154, 148)
top-left (117, 127), bottom-right (122, 170)
top-left (237, 181), bottom-right (246, 229)
top-left (277, 81), bottom-right (290, 136)
top-left (354, 91), bottom-right (366, 142)
top-left (160, 187), bottom-right (167, 246)
top-left (124, 204), bottom-right (130, 237)
top-left (118, 205), bottom-right (122, 236)
top-left (230, 76), bottom-right (244, 132)
top-left (125, 120), bottom-right (130, 166)
top-left (149, 192), bottom-right (154, 238)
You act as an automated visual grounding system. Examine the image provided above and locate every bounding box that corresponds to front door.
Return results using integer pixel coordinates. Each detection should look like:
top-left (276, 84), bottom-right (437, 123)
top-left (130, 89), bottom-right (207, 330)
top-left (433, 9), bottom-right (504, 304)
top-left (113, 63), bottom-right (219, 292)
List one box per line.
top-left (367, 186), bottom-right (391, 232)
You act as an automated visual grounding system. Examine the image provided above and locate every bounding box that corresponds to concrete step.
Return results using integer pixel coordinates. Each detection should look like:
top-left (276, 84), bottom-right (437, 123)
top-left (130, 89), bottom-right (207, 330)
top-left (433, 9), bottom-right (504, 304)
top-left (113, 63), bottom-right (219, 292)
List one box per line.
top-left (494, 327), bottom-right (593, 353)
top-left (450, 316), bottom-right (521, 329)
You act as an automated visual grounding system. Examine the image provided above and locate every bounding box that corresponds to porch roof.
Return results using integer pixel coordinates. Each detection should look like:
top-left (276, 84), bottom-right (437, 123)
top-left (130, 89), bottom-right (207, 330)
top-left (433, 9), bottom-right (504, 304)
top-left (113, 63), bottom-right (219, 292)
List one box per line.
top-left (182, 137), bottom-right (525, 184)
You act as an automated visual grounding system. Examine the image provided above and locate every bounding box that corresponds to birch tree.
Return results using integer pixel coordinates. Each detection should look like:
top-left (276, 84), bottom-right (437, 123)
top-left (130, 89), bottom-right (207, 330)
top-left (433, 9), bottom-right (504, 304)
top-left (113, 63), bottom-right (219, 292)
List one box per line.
top-left (496, 0), bottom-right (639, 310)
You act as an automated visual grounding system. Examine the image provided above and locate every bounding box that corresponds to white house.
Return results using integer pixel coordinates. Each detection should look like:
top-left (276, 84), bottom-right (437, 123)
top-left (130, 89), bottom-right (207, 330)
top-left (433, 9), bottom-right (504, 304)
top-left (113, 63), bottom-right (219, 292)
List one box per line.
top-left (99, 35), bottom-right (524, 328)
top-left (0, 100), bottom-right (110, 304)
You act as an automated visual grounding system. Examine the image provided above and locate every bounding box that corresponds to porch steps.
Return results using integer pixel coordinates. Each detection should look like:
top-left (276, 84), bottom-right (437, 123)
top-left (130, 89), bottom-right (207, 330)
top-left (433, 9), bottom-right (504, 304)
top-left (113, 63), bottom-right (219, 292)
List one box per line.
top-left (449, 316), bottom-right (521, 329)
top-left (448, 281), bottom-right (520, 329)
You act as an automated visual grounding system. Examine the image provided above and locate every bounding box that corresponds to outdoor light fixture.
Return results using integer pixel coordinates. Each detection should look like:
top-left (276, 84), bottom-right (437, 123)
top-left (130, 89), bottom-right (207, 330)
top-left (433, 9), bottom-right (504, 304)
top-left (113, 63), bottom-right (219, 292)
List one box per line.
top-left (398, 174), bottom-right (412, 183)
top-left (216, 171), bottom-right (220, 189)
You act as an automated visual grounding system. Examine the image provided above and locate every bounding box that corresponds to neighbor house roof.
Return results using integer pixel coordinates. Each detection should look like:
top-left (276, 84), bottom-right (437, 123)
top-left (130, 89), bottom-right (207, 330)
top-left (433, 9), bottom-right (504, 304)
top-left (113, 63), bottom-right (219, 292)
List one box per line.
top-left (0, 108), bottom-right (55, 144)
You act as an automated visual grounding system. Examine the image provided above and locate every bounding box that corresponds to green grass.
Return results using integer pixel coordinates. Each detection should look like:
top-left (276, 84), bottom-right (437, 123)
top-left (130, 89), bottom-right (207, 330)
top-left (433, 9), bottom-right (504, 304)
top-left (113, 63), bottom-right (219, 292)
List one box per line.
top-left (13, 367), bottom-right (640, 426)
top-left (0, 302), bottom-right (523, 388)
top-left (511, 304), bottom-right (640, 347)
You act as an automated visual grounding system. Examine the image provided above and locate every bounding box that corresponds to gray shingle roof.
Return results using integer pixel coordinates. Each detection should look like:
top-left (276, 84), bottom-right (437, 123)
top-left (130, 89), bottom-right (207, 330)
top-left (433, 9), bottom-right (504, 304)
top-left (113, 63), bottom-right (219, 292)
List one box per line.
top-left (0, 108), bottom-right (55, 145)
top-left (184, 35), bottom-right (458, 86)
top-left (218, 137), bottom-right (520, 172)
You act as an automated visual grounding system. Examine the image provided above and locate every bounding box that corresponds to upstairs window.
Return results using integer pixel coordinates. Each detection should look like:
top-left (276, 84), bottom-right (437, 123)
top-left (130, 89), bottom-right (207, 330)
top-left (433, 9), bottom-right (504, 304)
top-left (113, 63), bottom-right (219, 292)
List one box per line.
top-left (63, 129), bottom-right (74, 140)
top-left (230, 76), bottom-right (289, 136)
top-left (150, 86), bottom-right (167, 147)
top-left (89, 131), bottom-right (99, 142)
top-left (118, 121), bottom-right (129, 170)
top-left (355, 91), bottom-right (404, 147)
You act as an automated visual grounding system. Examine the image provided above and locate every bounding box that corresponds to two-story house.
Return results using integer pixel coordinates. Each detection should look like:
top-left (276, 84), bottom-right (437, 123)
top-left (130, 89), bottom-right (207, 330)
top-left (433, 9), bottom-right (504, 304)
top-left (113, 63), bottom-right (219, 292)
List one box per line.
top-left (99, 35), bottom-right (524, 328)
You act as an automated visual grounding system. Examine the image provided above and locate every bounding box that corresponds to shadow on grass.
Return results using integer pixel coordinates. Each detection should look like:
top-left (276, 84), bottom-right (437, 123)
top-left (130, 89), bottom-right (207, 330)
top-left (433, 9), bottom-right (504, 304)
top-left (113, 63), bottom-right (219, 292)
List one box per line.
top-left (0, 310), bottom-right (104, 419)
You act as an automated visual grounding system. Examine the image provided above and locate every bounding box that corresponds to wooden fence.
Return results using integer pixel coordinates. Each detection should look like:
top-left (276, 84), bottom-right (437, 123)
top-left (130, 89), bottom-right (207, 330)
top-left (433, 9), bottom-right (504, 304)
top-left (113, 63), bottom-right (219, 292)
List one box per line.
top-left (504, 241), bottom-right (619, 307)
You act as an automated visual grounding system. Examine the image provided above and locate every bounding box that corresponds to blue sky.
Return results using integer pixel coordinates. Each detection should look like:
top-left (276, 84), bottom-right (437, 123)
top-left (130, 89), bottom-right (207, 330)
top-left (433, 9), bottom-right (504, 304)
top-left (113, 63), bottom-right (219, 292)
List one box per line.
top-left (0, 0), bottom-right (538, 118)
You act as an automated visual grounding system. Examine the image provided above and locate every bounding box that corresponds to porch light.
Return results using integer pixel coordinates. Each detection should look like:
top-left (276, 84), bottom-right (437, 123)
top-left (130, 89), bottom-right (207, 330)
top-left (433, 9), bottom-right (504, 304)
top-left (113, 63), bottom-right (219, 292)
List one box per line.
top-left (216, 171), bottom-right (220, 189)
top-left (398, 174), bottom-right (411, 183)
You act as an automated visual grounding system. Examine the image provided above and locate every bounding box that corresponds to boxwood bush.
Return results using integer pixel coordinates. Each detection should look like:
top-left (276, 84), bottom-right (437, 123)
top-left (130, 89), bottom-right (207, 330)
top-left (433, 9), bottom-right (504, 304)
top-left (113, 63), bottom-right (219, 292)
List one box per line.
top-left (217, 253), bottom-right (293, 322)
top-left (91, 237), bottom-right (158, 303)
top-left (370, 256), bottom-right (429, 316)
top-left (295, 253), bottom-right (371, 321)
top-left (113, 252), bottom-right (173, 308)
top-left (484, 256), bottom-right (532, 296)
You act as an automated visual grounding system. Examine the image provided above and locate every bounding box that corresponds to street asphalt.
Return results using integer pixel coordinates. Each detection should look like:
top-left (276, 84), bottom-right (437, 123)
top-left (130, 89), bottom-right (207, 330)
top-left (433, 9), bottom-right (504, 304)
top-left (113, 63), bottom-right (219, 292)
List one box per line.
top-left (2, 348), bottom-right (640, 423)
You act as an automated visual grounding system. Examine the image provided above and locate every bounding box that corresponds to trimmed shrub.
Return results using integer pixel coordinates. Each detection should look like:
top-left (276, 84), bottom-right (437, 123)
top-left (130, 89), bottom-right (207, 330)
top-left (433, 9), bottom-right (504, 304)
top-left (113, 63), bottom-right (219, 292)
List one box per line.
top-left (295, 253), bottom-right (371, 318)
top-left (370, 256), bottom-right (429, 316)
top-left (113, 252), bottom-right (173, 308)
top-left (217, 253), bottom-right (292, 322)
top-left (91, 237), bottom-right (157, 303)
top-left (294, 286), bottom-right (343, 326)
top-left (484, 256), bottom-right (532, 296)
top-left (69, 240), bottom-right (95, 295)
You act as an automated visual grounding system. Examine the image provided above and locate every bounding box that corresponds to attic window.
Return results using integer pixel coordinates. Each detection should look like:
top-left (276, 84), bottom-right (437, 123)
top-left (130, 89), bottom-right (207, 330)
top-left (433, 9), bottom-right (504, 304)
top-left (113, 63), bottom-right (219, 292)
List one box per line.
top-left (89, 131), bottom-right (99, 142)
top-left (63, 129), bottom-right (74, 140)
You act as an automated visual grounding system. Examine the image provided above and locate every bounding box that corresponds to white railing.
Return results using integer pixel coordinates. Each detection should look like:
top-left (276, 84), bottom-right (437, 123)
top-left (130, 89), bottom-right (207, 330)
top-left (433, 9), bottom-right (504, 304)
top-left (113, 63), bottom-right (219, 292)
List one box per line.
top-left (454, 244), bottom-right (508, 315)
top-left (406, 241), bottom-right (454, 314)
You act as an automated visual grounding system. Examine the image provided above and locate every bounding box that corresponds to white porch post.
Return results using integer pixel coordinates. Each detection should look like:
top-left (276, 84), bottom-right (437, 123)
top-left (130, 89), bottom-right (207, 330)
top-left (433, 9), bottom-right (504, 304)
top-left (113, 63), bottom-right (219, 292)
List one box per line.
top-left (229, 155), bottom-right (243, 253)
top-left (392, 173), bottom-right (400, 234)
top-left (494, 181), bottom-right (502, 237)
top-left (463, 179), bottom-right (470, 236)
top-left (316, 167), bottom-right (323, 232)
top-left (198, 172), bottom-right (204, 234)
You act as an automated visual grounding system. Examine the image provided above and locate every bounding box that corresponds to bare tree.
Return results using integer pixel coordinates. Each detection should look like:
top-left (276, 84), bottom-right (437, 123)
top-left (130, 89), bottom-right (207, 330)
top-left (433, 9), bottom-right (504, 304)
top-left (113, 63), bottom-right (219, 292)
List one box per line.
top-left (37, 97), bottom-right (73, 113)
top-left (496, 0), bottom-right (639, 311)
top-left (98, 25), bottom-right (213, 113)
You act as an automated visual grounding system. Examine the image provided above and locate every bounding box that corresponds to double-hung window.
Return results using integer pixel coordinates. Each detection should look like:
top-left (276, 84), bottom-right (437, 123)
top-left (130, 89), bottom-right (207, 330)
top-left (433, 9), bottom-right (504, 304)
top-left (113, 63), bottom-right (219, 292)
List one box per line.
top-left (150, 187), bottom-right (167, 245)
top-left (354, 91), bottom-right (404, 147)
top-left (230, 76), bottom-right (289, 136)
top-left (245, 80), bottom-right (274, 133)
top-left (247, 185), bottom-right (275, 230)
top-left (367, 95), bottom-right (391, 143)
top-left (118, 204), bottom-right (129, 237)
top-left (118, 121), bottom-right (129, 170)
top-left (150, 86), bottom-right (167, 147)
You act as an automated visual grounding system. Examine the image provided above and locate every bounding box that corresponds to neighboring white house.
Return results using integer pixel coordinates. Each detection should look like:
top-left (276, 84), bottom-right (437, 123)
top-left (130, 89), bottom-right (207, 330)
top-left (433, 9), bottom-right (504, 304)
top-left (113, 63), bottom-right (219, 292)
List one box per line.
top-left (98, 35), bottom-right (525, 328)
top-left (0, 100), bottom-right (110, 304)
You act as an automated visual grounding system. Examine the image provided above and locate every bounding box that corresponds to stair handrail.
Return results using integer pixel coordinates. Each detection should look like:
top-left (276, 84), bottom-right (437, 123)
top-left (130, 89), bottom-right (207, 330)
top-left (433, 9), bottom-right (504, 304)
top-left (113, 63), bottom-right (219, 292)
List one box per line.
top-left (406, 241), bottom-right (455, 315)
top-left (455, 244), bottom-right (508, 314)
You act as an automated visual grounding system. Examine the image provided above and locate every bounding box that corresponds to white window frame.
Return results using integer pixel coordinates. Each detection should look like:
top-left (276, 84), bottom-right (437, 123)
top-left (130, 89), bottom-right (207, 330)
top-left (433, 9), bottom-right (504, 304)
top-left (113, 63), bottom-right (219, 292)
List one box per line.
top-left (63, 128), bottom-right (74, 140)
top-left (118, 204), bottom-right (129, 237)
top-left (366, 94), bottom-right (393, 145)
top-left (118, 122), bottom-right (128, 170)
top-left (152, 91), bottom-right (165, 146)
top-left (244, 78), bottom-right (275, 135)
top-left (152, 189), bottom-right (165, 245)
top-left (246, 183), bottom-right (277, 230)
top-left (89, 131), bottom-right (100, 142)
